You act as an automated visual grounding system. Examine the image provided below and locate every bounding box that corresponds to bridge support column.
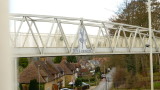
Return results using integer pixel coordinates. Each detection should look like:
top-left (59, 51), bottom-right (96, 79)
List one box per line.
top-left (0, 0), bottom-right (14, 90)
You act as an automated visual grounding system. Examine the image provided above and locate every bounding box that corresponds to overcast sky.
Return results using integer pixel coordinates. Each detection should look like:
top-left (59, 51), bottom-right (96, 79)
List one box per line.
top-left (9, 0), bottom-right (124, 21)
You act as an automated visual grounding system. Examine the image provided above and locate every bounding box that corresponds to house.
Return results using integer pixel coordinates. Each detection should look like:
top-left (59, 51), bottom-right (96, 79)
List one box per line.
top-left (19, 56), bottom-right (80, 90)
top-left (54, 64), bottom-right (65, 88)
top-left (19, 59), bottom-right (64, 90)
top-left (88, 60), bottom-right (100, 69)
top-left (59, 60), bottom-right (77, 86)
top-left (79, 68), bottom-right (90, 76)
top-left (78, 59), bottom-right (91, 70)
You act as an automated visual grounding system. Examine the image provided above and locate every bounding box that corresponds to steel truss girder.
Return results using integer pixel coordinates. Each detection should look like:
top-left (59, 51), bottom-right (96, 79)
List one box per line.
top-left (10, 14), bottom-right (160, 57)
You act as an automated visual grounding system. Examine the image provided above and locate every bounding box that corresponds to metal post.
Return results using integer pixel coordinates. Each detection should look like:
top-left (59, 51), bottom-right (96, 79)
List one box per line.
top-left (148, 0), bottom-right (154, 90)
top-left (38, 65), bottom-right (40, 90)
top-left (0, 0), bottom-right (13, 90)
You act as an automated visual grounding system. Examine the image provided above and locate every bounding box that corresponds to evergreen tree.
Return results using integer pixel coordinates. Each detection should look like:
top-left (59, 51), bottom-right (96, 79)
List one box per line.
top-left (125, 55), bottom-right (136, 75)
top-left (53, 56), bottom-right (62, 63)
top-left (67, 56), bottom-right (77, 63)
top-left (29, 79), bottom-right (38, 90)
top-left (75, 78), bottom-right (82, 87)
top-left (18, 57), bottom-right (28, 68)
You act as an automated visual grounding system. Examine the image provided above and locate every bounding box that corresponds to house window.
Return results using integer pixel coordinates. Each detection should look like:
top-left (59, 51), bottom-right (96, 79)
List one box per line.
top-left (55, 74), bottom-right (57, 78)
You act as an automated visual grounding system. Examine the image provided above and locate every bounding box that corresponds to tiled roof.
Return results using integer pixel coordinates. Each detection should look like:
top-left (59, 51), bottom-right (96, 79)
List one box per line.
top-left (20, 60), bottom-right (58, 83)
top-left (20, 58), bottom-right (80, 83)
top-left (60, 60), bottom-right (73, 75)
top-left (19, 62), bottom-right (46, 83)
top-left (54, 64), bottom-right (64, 72)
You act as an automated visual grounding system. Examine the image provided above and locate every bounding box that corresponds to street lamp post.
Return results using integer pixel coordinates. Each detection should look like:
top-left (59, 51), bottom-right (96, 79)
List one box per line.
top-left (107, 77), bottom-right (109, 90)
top-left (38, 65), bottom-right (40, 90)
top-left (148, 0), bottom-right (154, 90)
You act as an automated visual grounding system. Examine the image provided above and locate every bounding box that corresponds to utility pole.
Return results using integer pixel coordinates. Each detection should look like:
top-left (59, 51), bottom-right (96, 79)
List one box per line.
top-left (38, 65), bottom-right (41, 90)
top-left (148, 0), bottom-right (154, 90)
top-left (104, 65), bottom-right (105, 74)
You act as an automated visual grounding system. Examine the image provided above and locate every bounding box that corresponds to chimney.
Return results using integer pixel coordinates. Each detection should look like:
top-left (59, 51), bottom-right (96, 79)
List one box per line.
top-left (40, 57), bottom-right (47, 64)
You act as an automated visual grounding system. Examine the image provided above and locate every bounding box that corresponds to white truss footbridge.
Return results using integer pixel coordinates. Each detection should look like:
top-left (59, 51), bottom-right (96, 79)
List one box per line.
top-left (10, 14), bottom-right (160, 57)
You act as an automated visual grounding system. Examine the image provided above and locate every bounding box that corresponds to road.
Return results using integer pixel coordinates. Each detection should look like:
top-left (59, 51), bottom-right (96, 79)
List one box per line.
top-left (93, 78), bottom-right (107, 90)
top-left (93, 68), bottom-right (116, 90)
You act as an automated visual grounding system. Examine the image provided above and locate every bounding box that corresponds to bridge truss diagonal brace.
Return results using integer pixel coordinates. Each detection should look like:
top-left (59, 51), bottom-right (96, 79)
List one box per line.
top-left (102, 23), bottom-right (113, 52)
top-left (50, 25), bottom-right (59, 47)
top-left (25, 17), bottom-right (42, 54)
top-left (152, 32), bottom-right (159, 52)
top-left (22, 22), bottom-right (33, 47)
top-left (55, 19), bottom-right (70, 53)
top-left (113, 26), bottom-right (122, 52)
top-left (70, 23), bottom-right (81, 54)
top-left (42, 18), bottom-right (55, 54)
top-left (112, 29), bottom-right (118, 47)
top-left (32, 20), bottom-right (44, 47)
top-left (26, 17), bottom-right (45, 49)
top-left (80, 20), bottom-right (94, 52)
top-left (10, 20), bottom-right (17, 47)
top-left (130, 28), bottom-right (138, 52)
top-left (137, 29), bottom-right (146, 52)
top-left (128, 32), bottom-right (133, 47)
top-left (14, 17), bottom-right (25, 47)
top-left (27, 17), bottom-right (45, 48)
top-left (121, 27), bottom-right (130, 51)
top-left (93, 27), bottom-right (102, 53)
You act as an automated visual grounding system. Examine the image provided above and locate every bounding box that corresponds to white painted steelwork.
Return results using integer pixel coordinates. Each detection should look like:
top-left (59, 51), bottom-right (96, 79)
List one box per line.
top-left (148, 0), bottom-right (154, 89)
top-left (10, 14), bottom-right (160, 57)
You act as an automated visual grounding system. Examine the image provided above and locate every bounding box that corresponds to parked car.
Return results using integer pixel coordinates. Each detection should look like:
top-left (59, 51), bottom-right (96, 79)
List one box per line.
top-left (60, 88), bottom-right (74, 90)
top-left (101, 74), bottom-right (106, 78)
top-left (82, 82), bottom-right (90, 89)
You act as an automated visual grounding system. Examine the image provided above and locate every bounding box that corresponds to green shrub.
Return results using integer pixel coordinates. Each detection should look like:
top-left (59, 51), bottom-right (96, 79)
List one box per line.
top-left (154, 82), bottom-right (160, 89)
top-left (18, 57), bottom-right (28, 68)
top-left (75, 78), bottom-right (82, 87)
top-left (29, 79), bottom-right (38, 90)
top-left (53, 56), bottom-right (62, 63)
